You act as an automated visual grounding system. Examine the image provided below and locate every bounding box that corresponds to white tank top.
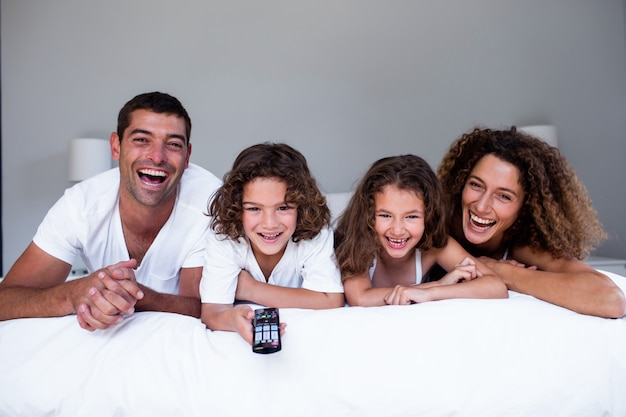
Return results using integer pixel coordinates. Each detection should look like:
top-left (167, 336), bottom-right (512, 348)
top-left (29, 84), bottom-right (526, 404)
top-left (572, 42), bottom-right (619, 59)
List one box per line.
top-left (369, 250), bottom-right (424, 284)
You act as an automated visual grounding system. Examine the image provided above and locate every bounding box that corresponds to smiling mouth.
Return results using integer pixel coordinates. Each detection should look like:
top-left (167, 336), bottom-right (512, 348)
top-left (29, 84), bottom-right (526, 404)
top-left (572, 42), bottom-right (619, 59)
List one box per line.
top-left (259, 232), bottom-right (282, 242)
top-left (386, 237), bottom-right (409, 248)
top-left (138, 168), bottom-right (167, 186)
top-left (469, 212), bottom-right (496, 231)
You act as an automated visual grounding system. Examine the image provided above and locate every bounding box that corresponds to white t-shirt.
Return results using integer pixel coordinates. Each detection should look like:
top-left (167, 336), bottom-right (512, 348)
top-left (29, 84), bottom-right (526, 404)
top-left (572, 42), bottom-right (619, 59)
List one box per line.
top-left (33, 163), bottom-right (222, 294)
top-left (200, 225), bottom-right (344, 304)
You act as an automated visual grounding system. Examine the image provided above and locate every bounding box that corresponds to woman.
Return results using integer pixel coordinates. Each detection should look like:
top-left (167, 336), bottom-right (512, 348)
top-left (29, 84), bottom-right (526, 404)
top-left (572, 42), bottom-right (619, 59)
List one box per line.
top-left (437, 126), bottom-right (625, 318)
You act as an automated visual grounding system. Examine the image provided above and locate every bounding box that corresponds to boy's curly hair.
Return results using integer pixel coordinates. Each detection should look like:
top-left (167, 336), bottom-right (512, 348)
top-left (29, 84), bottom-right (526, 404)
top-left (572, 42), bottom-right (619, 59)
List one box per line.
top-left (437, 126), bottom-right (606, 259)
top-left (334, 154), bottom-right (449, 280)
top-left (209, 142), bottom-right (330, 242)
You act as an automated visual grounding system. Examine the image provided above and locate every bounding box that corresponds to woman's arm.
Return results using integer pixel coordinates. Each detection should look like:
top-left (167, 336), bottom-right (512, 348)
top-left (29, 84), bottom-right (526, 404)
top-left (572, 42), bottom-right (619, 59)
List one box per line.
top-left (483, 246), bottom-right (626, 318)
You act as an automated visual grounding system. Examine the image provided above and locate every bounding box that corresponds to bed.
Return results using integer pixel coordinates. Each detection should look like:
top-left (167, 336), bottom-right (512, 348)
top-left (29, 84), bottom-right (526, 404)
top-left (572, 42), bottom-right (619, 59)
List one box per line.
top-left (0, 270), bottom-right (625, 417)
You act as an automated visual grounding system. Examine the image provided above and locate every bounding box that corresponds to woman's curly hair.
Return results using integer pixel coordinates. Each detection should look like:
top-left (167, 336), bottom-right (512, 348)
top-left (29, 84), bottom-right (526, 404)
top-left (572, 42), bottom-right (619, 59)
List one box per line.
top-left (437, 126), bottom-right (606, 260)
top-left (209, 142), bottom-right (330, 242)
top-left (334, 154), bottom-right (449, 280)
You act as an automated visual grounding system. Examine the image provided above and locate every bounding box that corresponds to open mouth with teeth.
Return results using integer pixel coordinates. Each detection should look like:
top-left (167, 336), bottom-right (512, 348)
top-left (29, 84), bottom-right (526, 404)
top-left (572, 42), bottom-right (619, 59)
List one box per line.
top-left (386, 237), bottom-right (409, 249)
top-left (468, 212), bottom-right (496, 231)
top-left (259, 232), bottom-right (282, 242)
top-left (138, 168), bottom-right (168, 186)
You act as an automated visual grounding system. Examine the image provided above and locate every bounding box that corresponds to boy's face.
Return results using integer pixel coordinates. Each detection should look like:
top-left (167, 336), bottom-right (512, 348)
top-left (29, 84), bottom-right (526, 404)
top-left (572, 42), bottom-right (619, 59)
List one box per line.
top-left (241, 177), bottom-right (298, 267)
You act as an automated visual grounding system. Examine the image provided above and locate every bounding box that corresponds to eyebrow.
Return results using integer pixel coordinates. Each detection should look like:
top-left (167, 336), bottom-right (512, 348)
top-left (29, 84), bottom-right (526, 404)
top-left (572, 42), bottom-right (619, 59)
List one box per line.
top-left (242, 200), bottom-right (290, 207)
top-left (375, 207), bottom-right (424, 215)
top-left (468, 174), bottom-right (521, 197)
top-left (128, 128), bottom-right (186, 142)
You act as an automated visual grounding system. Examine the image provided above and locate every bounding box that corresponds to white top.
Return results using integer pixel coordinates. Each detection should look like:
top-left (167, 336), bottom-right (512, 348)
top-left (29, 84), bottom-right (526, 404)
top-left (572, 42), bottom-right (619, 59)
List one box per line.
top-left (200, 225), bottom-right (344, 304)
top-left (33, 163), bottom-right (222, 294)
top-left (369, 250), bottom-right (424, 284)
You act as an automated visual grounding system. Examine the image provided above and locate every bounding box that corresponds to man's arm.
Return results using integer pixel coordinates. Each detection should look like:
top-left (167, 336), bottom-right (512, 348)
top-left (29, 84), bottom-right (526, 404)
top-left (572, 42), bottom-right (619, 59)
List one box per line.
top-left (0, 242), bottom-right (142, 330)
top-left (131, 266), bottom-right (203, 318)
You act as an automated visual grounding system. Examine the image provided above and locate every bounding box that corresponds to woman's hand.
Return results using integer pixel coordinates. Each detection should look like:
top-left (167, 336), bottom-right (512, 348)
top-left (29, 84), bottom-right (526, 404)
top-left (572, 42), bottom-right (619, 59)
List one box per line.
top-left (438, 257), bottom-right (482, 285)
top-left (479, 256), bottom-right (537, 273)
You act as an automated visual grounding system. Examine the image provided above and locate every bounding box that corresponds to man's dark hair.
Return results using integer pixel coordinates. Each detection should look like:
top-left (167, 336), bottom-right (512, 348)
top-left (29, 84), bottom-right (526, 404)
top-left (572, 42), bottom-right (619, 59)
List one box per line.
top-left (117, 92), bottom-right (192, 143)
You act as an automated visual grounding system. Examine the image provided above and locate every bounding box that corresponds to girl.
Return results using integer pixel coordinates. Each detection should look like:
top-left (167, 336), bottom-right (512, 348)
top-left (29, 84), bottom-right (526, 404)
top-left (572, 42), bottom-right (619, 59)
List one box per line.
top-left (200, 142), bottom-right (344, 344)
top-left (334, 154), bottom-right (507, 306)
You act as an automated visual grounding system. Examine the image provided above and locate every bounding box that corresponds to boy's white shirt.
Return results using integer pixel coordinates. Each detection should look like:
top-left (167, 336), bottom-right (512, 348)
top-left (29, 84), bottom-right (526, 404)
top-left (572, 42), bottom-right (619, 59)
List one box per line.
top-left (200, 225), bottom-right (343, 304)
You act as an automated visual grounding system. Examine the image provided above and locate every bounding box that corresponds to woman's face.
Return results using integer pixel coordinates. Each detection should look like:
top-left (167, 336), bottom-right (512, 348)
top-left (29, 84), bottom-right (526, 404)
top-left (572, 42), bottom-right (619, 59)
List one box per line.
top-left (460, 154), bottom-right (524, 251)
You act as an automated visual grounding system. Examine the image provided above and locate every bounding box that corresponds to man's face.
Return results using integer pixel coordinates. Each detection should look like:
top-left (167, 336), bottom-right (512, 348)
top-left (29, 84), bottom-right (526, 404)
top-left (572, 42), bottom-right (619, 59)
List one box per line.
top-left (111, 109), bottom-right (191, 208)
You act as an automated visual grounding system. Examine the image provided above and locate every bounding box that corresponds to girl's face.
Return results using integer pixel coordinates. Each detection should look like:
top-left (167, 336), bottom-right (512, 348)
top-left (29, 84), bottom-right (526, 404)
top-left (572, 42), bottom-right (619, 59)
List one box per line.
top-left (242, 177), bottom-right (297, 259)
top-left (461, 154), bottom-right (524, 250)
top-left (374, 185), bottom-right (425, 261)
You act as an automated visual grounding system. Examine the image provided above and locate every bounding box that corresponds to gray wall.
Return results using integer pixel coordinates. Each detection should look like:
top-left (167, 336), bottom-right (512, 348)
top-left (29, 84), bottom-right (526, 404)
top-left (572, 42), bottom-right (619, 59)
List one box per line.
top-left (2, 0), bottom-right (626, 274)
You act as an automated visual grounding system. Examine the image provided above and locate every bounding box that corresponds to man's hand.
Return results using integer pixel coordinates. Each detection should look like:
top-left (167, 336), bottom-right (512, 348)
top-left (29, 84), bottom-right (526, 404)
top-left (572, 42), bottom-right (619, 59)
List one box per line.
top-left (74, 259), bottom-right (143, 331)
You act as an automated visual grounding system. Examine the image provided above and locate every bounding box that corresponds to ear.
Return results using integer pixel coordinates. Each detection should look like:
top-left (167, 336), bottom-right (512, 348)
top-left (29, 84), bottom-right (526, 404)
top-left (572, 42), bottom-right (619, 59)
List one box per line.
top-left (110, 132), bottom-right (120, 161)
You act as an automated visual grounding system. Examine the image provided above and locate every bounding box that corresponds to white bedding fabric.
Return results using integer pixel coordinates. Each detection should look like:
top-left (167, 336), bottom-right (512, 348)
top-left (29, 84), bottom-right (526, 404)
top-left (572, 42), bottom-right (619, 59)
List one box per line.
top-left (1, 271), bottom-right (625, 417)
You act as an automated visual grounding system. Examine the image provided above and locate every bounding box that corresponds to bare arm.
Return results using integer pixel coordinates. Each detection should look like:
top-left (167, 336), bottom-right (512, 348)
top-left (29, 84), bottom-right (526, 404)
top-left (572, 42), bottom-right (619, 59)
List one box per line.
top-left (343, 273), bottom-right (394, 306)
top-left (132, 267), bottom-right (203, 318)
top-left (235, 270), bottom-right (344, 309)
top-left (386, 238), bottom-right (508, 305)
top-left (201, 303), bottom-right (256, 344)
top-left (483, 246), bottom-right (626, 318)
top-left (0, 242), bottom-right (142, 330)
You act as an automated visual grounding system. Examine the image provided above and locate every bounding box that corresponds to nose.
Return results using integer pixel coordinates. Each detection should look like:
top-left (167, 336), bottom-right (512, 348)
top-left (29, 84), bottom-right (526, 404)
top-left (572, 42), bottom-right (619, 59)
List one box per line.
top-left (390, 217), bottom-right (405, 234)
top-left (261, 210), bottom-right (278, 228)
top-left (475, 192), bottom-right (491, 213)
top-left (146, 143), bottom-right (167, 165)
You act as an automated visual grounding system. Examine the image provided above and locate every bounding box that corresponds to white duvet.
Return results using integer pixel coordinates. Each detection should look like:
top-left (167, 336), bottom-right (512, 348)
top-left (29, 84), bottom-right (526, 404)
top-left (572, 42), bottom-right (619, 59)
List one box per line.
top-left (1, 271), bottom-right (625, 417)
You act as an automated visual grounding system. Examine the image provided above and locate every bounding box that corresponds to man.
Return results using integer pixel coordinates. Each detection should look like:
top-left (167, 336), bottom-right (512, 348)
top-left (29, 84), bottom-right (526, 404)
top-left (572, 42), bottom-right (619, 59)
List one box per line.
top-left (0, 92), bottom-right (222, 331)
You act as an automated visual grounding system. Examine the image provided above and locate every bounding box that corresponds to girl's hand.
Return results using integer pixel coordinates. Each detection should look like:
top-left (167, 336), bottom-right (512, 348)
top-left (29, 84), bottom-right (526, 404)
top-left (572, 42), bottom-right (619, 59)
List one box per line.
top-left (384, 285), bottom-right (431, 305)
top-left (439, 257), bottom-right (482, 285)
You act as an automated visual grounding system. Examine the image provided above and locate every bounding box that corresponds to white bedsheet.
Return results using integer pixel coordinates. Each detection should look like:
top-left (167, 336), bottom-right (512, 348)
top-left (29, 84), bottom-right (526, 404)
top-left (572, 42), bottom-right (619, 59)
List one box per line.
top-left (1, 271), bottom-right (625, 417)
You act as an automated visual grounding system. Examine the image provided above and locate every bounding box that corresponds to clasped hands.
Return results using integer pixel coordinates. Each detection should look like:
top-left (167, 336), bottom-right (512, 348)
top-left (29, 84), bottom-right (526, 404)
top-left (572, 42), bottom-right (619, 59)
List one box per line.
top-left (71, 259), bottom-right (144, 331)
